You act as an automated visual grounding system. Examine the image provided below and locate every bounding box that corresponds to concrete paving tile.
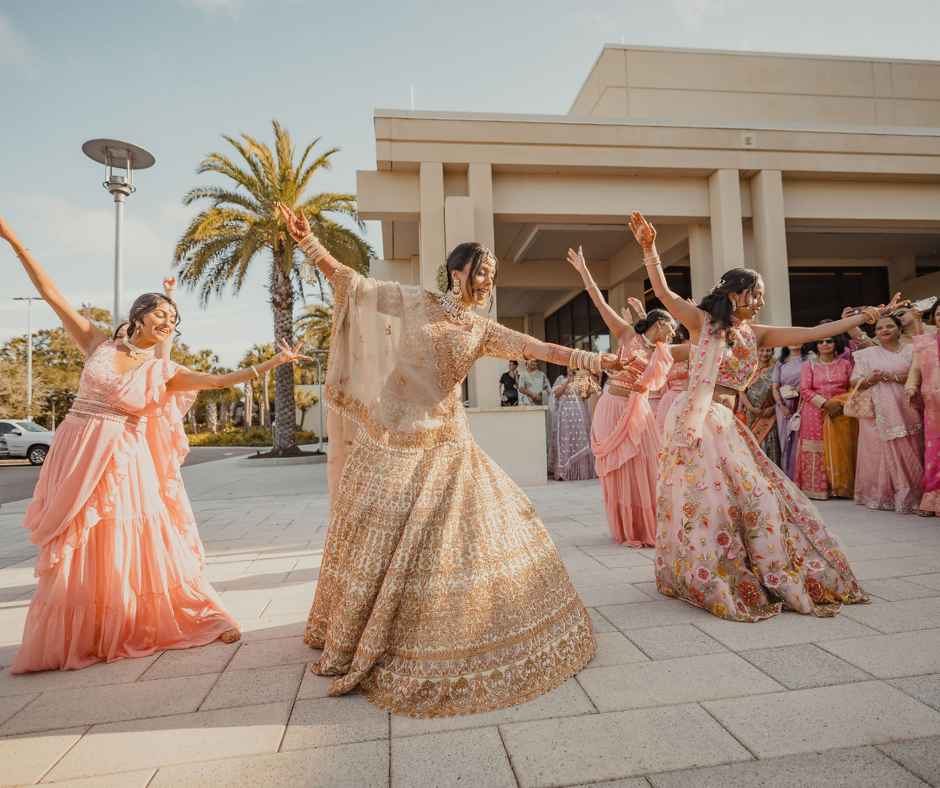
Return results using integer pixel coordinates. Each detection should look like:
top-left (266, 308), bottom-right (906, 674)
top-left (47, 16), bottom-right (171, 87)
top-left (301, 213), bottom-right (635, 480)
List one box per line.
top-left (591, 632), bottom-right (650, 667)
top-left (850, 557), bottom-right (940, 581)
top-left (577, 652), bottom-right (782, 712)
top-left (0, 654), bottom-right (158, 698)
top-left (281, 695), bottom-right (388, 751)
top-left (738, 643), bottom-right (872, 689)
top-left (908, 573), bottom-right (940, 591)
top-left (694, 610), bottom-right (877, 651)
top-left (588, 608), bottom-right (616, 633)
top-left (647, 745), bottom-right (927, 787)
top-left (140, 641), bottom-right (240, 680)
top-left (225, 635), bottom-right (316, 671)
top-left (840, 597), bottom-right (940, 633)
top-left (575, 582), bottom-right (652, 607)
top-left (149, 740), bottom-right (389, 788)
top-left (36, 769), bottom-right (157, 787)
top-left (201, 663), bottom-right (304, 711)
top-left (45, 701), bottom-right (291, 782)
top-left (596, 600), bottom-right (715, 631)
top-left (863, 577), bottom-right (940, 601)
top-left (844, 542), bottom-right (939, 561)
top-left (391, 727), bottom-right (515, 788)
top-left (625, 624), bottom-right (728, 660)
top-left (878, 737), bottom-right (940, 787)
top-left (891, 674), bottom-right (940, 713)
top-left (592, 552), bottom-right (655, 569)
top-left (704, 681), bottom-right (940, 758)
top-left (0, 674), bottom-right (217, 735)
top-left (390, 679), bottom-right (595, 738)
top-left (568, 780), bottom-right (649, 788)
top-left (239, 617), bottom-right (307, 642)
top-left (0, 691), bottom-right (37, 726)
top-left (500, 702), bottom-right (751, 788)
top-left (821, 629), bottom-right (940, 678)
top-left (296, 668), bottom-right (334, 700)
top-left (0, 726), bottom-right (86, 786)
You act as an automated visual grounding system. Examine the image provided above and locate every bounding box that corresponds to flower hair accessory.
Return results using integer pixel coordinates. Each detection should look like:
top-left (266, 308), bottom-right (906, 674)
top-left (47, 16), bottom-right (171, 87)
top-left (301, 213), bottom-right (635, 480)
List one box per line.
top-left (436, 264), bottom-right (449, 294)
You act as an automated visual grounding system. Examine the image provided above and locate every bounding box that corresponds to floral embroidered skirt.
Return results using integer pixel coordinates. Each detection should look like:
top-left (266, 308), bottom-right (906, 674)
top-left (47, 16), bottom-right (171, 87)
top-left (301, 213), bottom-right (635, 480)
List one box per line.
top-left (655, 399), bottom-right (868, 622)
top-left (304, 431), bottom-right (596, 717)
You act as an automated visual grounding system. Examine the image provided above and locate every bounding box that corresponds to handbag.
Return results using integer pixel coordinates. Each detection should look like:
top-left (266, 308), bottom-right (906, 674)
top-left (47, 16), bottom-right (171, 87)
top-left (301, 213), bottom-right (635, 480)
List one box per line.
top-left (844, 379), bottom-right (874, 419)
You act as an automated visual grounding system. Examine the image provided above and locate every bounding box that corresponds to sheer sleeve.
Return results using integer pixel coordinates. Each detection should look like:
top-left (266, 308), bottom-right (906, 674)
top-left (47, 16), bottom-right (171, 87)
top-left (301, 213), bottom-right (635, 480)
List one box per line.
top-left (480, 319), bottom-right (530, 361)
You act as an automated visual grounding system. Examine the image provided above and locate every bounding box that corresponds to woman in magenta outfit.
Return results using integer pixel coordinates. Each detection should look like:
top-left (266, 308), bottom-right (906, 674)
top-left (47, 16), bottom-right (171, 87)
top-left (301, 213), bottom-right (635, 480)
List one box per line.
top-left (566, 248), bottom-right (687, 547)
top-left (907, 306), bottom-right (940, 514)
top-left (2, 216), bottom-right (306, 673)
top-left (795, 333), bottom-right (857, 500)
top-left (629, 211), bottom-right (895, 623)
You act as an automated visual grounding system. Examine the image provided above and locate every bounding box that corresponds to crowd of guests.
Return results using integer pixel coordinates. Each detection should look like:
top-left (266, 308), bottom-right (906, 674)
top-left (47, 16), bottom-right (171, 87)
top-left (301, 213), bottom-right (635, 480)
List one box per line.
top-left (500, 297), bottom-right (940, 518)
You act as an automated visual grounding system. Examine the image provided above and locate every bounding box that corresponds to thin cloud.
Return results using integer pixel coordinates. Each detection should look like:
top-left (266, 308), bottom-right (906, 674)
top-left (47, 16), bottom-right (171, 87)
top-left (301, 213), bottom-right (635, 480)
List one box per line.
top-left (0, 13), bottom-right (33, 66)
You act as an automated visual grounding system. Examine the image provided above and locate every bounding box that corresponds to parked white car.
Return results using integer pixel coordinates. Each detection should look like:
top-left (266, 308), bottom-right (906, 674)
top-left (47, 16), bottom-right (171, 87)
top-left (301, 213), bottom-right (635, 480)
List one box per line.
top-left (0, 420), bottom-right (54, 465)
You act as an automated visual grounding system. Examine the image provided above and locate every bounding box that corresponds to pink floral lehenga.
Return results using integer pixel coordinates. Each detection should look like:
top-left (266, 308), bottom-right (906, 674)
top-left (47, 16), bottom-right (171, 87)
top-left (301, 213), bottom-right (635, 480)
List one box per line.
top-left (655, 321), bottom-right (867, 622)
top-left (12, 341), bottom-right (237, 673)
top-left (591, 336), bottom-right (672, 547)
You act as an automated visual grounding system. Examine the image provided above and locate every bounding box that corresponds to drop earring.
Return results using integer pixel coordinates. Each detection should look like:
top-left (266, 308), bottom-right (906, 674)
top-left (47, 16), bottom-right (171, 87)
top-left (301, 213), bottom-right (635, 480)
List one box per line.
top-left (451, 277), bottom-right (461, 297)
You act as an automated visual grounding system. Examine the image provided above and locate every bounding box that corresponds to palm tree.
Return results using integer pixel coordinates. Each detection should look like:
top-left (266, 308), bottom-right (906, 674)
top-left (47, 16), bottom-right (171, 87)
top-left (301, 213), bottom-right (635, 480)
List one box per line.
top-left (173, 120), bottom-right (372, 456)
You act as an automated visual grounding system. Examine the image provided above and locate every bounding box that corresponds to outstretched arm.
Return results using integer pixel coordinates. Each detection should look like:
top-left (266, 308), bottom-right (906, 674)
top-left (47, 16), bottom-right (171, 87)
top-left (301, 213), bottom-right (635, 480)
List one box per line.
top-left (754, 304), bottom-right (892, 348)
top-left (565, 246), bottom-right (631, 339)
top-left (1, 217), bottom-right (106, 355)
top-left (481, 320), bottom-right (623, 374)
top-left (168, 339), bottom-right (310, 393)
top-left (628, 212), bottom-right (705, 335)
top-left (155, 276), bottom-right (177, 360)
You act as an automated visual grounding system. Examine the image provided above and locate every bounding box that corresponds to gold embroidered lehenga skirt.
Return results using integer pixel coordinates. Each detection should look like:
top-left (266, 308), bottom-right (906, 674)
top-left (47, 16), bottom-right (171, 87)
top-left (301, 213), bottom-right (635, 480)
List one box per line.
top-left (304, 427), bottom-right (596, 717)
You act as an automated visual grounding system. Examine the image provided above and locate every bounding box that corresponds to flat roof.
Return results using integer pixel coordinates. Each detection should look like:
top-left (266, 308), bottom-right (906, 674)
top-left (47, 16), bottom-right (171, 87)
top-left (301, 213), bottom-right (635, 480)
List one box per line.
top-left (373, 108), bottom-right (940, 139)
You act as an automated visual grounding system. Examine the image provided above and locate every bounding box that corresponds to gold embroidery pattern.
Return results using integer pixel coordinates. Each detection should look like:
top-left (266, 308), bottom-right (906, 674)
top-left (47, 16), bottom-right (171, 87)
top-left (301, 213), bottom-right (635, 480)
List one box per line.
top-left (305, 429), bottom-right (596, 718)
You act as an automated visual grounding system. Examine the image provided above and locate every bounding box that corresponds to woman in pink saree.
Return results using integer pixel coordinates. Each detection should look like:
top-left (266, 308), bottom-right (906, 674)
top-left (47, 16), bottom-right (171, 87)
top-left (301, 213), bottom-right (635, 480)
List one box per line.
top-left (566, 248), bottom-right (685, 547)
top-left (2, 217), bottom-right (305, 673)
top-left (795, 334), bottom-right (857, 500)
top-left (630, 211), bottom-right (886, 622)
top-left (907, 305), bottom-right (940, 514)
top-left (852, 316), bottom-right (924, 514)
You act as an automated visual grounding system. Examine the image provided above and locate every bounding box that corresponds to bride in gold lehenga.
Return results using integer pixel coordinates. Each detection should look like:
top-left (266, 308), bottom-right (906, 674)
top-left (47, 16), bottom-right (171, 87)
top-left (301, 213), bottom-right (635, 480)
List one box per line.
top-left (278, 204), bottom-right (621, 718)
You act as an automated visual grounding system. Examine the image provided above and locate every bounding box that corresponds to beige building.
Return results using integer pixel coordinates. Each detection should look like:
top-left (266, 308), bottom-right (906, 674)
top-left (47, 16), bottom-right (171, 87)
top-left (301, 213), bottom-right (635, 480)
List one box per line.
top-left (357, 45), bottom-right (940, 482)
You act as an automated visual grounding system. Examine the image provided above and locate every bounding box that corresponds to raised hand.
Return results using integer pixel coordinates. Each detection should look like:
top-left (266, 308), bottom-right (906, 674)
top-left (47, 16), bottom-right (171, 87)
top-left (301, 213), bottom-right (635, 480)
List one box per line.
top-left (276, 203), bottom-right (312, 244)
top-left (883, 292), bottom-right (907, 315)
top-left (626, 296), bottom-right (646, 321)
top-left (162, 276), bottom-right (177, 296)
top-left (628, 211), bottom-right (656, 251)
top-left (565, 246), bottom-right (588, 274)
top-left (274, 338), bottom-right (314, 365)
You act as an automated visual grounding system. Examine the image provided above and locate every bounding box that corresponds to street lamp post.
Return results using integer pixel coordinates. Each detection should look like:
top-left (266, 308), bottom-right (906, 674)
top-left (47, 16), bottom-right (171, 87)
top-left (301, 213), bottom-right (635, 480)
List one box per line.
top-left (12, 296), bottom-right (42, 421)
top-left (81, 139), bottom-right (155, 330)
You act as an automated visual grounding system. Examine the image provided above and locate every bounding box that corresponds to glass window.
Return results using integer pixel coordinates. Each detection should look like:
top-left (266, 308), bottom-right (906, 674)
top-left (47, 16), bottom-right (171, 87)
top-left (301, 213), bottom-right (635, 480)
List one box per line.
top-left (16, 421), bottom-right (46, 432)
top-left (545, 290), bottom-right (611, 381)
top-left (0, 423), bottom-right (13, 435)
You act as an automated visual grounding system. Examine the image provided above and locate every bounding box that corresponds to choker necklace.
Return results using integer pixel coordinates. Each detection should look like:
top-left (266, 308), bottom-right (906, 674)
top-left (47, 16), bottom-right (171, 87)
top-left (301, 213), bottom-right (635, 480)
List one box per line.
top-left (439, 291), bottom-right (471, 324)
top-left (640, 333), bottom-right (656, 349)
top-left (121, 338), bottom-right (156, 361)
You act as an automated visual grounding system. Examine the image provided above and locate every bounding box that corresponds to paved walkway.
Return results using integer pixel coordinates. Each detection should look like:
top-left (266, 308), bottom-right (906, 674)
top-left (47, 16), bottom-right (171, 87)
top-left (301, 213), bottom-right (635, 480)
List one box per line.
top-left (1, 457), bottom-right (940, 787)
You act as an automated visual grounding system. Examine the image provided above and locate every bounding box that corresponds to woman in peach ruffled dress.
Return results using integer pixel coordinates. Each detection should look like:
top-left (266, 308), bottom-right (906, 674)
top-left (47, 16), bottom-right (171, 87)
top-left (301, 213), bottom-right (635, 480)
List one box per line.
top-left (566, 248), bottom-right (687, 547)
top-left (2, 217), bottom-right (306, 673)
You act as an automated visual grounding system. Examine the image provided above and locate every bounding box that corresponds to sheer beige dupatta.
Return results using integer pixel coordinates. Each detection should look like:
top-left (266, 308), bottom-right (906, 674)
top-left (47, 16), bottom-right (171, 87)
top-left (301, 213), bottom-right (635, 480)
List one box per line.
top-left (312, 265), bottom-right (453, 496)
top-left (671, 321), bottom-right (726, 448)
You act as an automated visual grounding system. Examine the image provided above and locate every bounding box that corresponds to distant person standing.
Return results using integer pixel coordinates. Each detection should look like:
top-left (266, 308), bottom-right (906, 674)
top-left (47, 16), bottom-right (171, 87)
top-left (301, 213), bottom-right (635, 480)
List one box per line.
top-left (500, 360), bottom-right (519, 406)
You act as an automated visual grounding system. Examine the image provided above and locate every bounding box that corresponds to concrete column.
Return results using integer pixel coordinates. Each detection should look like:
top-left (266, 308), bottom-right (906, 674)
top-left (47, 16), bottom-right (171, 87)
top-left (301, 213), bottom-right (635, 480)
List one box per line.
top-left (688, 224), bottom-right (715, 301)
top-left (708, 169), bottom-right (746, 275)
top-left (889, 254), bottom-right (917, 294)
top-left (419, 162), bottom-right (445, 292)
top-left (462, 163), bottom-right (503, 409)
top-left (751, 170), bottom-right (792, 325)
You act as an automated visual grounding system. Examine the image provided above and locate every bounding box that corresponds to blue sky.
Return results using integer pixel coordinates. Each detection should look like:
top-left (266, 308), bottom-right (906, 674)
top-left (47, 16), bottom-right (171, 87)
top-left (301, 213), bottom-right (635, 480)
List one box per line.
top-left (3, 0), bottom-right (939, 365)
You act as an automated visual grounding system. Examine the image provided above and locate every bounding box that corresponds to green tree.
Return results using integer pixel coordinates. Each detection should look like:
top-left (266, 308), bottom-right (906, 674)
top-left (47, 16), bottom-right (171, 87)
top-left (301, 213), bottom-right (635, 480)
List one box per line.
top-left (173, 120), bottom-right (372, 456)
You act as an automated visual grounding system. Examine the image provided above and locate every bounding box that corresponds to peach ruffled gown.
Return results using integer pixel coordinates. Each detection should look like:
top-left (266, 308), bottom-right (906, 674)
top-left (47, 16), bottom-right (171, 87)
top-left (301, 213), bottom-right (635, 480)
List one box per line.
top-left (12, 341), bottom-right (237, 673)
